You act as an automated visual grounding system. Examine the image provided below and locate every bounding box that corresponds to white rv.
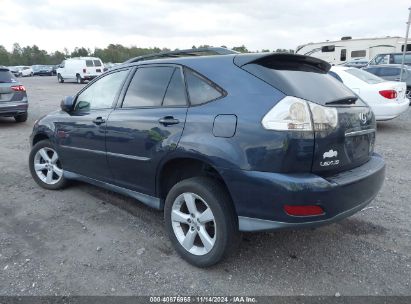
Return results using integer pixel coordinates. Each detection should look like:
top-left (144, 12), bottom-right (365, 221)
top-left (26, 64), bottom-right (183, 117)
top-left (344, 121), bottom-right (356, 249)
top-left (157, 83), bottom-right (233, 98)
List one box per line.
top-left (296, 36), bottom-right (410, 65)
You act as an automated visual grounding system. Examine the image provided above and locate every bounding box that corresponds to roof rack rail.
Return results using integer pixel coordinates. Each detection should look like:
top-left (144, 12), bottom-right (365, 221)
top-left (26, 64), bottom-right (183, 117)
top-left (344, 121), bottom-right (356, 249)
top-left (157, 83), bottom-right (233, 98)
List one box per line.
top-left (124, 47), bottom-right (239, 63)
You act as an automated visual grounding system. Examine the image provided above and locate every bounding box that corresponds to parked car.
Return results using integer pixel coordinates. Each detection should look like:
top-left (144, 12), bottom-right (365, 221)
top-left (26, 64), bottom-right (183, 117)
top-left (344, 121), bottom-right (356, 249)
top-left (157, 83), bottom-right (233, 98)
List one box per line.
top-left (56, 57), bottom-right (104, 84)
top-left (29, 52), bottom-right (385, 267)
top-left (329, 66), bottom-right (409, 120)
top-left (363, 64), bottom-right (411, 101)
top-left (368, 52), bottom-right (411, 66)
top-left (19, 66), bottom-right (34, 77)
top-left (341, 58), bottom-right (369, 68)
top-left (0, 67), bottom-right (28, 122)
top-left (8, 66), bottom-right (22, 77)
top-left (32, 65), bottom-right (54, 76)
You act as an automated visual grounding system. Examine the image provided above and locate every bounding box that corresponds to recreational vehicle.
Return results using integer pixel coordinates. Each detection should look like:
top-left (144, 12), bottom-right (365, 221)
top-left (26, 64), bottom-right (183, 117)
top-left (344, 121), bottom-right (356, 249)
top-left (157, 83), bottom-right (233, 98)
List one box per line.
top-left (296, 36), bottom-right (411, 65)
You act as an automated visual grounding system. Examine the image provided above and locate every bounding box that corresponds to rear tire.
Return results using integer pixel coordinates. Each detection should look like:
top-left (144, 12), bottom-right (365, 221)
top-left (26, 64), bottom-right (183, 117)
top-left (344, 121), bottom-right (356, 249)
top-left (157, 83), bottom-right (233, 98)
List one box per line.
top-left (164, 176), bottom-right (239, 267)
top-left (14, 113), bottom-right (28, 122)
top-left (57, 74), bottom-right (64, 83)
top-left (76, 75), bottom-right (83, 84)
top-left (29, 140), bottom-right (68, 190)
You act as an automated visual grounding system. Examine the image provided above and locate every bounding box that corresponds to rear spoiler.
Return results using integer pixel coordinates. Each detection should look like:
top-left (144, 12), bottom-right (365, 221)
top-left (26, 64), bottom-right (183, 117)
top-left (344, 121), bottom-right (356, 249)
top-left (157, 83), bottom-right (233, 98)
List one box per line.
top-left (233, 53), bottom-right (331, 73)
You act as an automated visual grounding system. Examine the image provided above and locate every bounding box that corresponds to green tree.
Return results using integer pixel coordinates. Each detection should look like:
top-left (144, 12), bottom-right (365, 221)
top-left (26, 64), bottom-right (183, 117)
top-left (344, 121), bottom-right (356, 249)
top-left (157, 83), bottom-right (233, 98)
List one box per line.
top-left (0, 45), bottom-right (10, 65)
top-left (232, 45), bottom-right (249, 53)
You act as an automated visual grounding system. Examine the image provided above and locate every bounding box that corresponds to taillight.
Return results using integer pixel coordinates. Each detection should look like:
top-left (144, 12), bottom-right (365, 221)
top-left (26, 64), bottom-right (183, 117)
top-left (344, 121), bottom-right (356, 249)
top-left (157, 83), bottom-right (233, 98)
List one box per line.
top-left (83, 68), bottom-right (86, 73)
top-left (261, 96), bottom-right (338, 132)
top-left (284, 205), bottom-right (324, 216)
top-left (11, 85), bottom-right (26, 92)
top-left (379, 90), bottom-right (397, 99)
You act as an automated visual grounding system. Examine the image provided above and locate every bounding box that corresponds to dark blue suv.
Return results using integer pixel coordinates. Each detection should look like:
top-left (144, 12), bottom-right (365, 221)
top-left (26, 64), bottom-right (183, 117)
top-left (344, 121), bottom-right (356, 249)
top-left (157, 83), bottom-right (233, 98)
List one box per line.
top-left (29, 52), bottom-right (385, 267)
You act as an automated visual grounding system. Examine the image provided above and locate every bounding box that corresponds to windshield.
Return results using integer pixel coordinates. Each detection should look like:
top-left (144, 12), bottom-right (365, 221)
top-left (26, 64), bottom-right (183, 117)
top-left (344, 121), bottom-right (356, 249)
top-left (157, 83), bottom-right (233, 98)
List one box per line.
top-left (345, 68), bottom-right (384, 84)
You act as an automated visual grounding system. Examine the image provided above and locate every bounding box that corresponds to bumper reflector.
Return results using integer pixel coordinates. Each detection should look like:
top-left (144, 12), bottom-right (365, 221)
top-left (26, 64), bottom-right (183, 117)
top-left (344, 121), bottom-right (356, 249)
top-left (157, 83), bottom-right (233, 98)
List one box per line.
top-left (284, 205), bottom-right (324, 216)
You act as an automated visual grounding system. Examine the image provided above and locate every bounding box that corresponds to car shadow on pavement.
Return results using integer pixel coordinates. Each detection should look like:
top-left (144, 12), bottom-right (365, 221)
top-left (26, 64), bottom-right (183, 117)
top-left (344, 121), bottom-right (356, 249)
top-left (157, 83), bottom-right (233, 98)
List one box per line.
top-left (73, 181), bottom-right (390, 276)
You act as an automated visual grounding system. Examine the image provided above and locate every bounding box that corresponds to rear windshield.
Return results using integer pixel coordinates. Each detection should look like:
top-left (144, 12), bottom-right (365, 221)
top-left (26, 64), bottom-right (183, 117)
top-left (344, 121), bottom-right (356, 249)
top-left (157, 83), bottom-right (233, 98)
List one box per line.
top-left (242, 63), bottom-right (361, 106)
top-left (0, 69), bottom-right (16, 83)
top-left (345, 68), bottom-right (384, 84)
top-left (86, 60), bottom-right (102, 67)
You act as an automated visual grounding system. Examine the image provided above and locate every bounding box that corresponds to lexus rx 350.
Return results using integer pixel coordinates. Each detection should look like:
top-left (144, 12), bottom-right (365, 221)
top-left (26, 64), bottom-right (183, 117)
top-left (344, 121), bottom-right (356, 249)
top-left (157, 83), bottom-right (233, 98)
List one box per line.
top-left (29, 53), bottom-right (385, 267)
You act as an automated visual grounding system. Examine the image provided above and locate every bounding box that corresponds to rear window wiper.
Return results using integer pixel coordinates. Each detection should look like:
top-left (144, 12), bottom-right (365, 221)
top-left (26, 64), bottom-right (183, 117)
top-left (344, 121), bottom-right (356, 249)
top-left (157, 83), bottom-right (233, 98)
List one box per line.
top-left (325, 97), bottom-right (358, 105)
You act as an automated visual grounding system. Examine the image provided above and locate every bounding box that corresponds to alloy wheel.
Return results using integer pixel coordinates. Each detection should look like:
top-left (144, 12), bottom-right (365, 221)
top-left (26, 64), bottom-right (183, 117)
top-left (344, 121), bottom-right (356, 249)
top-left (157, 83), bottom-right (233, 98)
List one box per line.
top-left (171, 192), bottom-right (216, 256)
top-left (33, 147), bottom-right (63, 185)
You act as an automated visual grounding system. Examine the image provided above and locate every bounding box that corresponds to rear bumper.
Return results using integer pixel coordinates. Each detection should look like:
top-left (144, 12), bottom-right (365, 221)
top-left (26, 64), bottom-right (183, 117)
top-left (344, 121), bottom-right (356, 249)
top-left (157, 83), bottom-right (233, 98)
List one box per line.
top-left (221, 153), bottom-right (385, 232)
top-left (0, 102), bottom-right (28, 117)
top-left (373, 98), bottom-right (409, 120)
top-left (83, 75), bottom-right (98, 80)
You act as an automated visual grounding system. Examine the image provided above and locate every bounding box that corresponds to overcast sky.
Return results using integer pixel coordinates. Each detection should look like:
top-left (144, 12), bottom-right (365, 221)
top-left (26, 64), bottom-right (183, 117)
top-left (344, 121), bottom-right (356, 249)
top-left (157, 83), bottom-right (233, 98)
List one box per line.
top-left (1, 0), bottom-right (410, 53)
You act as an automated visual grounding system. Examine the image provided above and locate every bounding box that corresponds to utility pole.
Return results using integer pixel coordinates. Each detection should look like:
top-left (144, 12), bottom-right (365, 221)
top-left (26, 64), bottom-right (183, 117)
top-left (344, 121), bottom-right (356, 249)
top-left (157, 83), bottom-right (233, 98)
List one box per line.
top-left (400, 7), bottom-right (411, 81)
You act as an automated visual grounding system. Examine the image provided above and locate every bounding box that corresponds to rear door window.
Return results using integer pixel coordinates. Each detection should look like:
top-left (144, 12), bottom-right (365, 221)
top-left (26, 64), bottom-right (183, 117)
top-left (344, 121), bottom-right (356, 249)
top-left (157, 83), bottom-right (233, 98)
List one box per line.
top-left (122, 66), bottom-right (175, 108)
top-left (162, 69), bottom-right (187, 106)
top-left (185, 70), bottom-right (223, 105)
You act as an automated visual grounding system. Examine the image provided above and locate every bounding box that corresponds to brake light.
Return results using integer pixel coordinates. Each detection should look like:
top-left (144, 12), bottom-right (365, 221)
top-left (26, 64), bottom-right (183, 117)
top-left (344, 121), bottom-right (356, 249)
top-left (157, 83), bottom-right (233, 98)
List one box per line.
top-left (261, 96), bottom-right (338, 132)
top-left (11, 85), bottom-right (26, 92)
top-left (284, 205), bottom-right (324, 216)
top-left (83, 68), bottom-right (86, 73)
top-left (379, 90), bottom-right (397, 99)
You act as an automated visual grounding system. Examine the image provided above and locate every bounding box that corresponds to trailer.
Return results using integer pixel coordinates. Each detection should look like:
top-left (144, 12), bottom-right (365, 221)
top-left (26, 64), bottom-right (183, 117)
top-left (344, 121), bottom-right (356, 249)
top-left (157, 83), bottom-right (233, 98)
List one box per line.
top-left (296, 36), bottom-right (411, 65)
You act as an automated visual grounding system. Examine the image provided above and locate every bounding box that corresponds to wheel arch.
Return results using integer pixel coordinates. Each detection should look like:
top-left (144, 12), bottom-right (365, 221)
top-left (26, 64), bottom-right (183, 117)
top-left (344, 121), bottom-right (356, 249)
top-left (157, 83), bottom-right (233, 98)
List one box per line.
top-left (32, 132), bottom-right (50, 146)
top-left (156, 155), bottom-right (238, 217)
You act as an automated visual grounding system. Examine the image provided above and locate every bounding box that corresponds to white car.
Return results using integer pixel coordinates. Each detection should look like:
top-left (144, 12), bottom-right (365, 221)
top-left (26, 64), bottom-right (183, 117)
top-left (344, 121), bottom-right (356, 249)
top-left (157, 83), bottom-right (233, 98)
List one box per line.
top-left (330, 66), bottom-right (409, 121)
top-left (57, 57), bottom-right (104, 84)
top-left (19, 66), bottom-right (33, 77)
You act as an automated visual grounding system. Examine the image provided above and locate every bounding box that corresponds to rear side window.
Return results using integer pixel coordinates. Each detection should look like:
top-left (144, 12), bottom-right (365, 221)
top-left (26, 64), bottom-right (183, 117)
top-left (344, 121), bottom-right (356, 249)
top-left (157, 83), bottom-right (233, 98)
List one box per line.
top-left (0, 69), bottom-right (16, 83)
top-left (93, 60), bottom-right (102, 67)
top-left (85, 60), bottom-right (94, 67)
top-left (185, 70), bottom-right (223, 105)
top-left (122, 66), bottom-right (175, 108)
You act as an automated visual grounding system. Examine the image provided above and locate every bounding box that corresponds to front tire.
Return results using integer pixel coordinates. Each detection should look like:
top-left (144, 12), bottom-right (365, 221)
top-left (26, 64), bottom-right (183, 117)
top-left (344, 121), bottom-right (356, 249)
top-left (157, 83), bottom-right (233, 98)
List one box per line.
top-left (14, 113), bottom-right (27, 122)
top-left (29, 140), bottom-right (68, 190)
top-left (164, 177), bottom-right (238, 267)
top-left (57, 74), bottom-right (64, 83)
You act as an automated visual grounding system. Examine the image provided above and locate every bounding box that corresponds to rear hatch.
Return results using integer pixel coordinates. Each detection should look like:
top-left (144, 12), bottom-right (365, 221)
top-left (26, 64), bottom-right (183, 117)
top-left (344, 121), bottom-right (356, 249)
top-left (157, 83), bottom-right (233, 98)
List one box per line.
top-left (0, 69), bottom-right (20, 102)
top-left (234, 53), bottom-right (376, 175)
top-left (85, 59), bottom-right (103, 75)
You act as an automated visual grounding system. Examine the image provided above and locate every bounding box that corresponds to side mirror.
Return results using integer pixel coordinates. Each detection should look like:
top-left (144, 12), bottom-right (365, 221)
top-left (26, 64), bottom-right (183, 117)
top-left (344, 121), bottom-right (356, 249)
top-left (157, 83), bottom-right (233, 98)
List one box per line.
top-left (60, 96), bottom-right (75, 113)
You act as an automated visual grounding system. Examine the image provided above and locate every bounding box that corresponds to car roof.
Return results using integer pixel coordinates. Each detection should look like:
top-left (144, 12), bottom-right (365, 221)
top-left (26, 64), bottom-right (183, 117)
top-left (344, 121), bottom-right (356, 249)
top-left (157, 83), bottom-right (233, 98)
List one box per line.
top-left (113, 52), bottom-right (331, 85)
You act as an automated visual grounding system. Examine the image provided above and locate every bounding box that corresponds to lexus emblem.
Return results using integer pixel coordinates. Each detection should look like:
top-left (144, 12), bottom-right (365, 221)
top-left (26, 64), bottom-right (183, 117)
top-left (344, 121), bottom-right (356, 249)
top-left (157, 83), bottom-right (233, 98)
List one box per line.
top-left (359, 112), bottom-right (367, 124)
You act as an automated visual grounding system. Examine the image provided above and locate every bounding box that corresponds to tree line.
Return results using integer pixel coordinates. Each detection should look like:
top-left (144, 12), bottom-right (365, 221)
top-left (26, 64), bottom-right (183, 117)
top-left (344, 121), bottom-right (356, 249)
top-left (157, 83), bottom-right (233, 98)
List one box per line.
top-left (0, 43), bottom-right (294, 66)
